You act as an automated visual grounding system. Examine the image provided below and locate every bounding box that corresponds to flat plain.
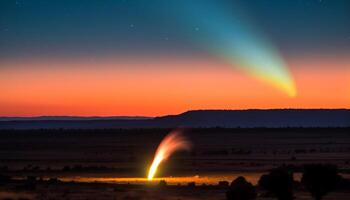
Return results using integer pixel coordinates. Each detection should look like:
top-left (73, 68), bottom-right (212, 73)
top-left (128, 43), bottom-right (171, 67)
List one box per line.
top-left (0, 128), bottom-right (349, 199)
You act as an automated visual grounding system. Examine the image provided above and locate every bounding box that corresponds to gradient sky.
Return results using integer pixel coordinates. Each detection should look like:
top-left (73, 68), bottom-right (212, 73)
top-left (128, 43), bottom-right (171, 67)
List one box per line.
top-left (1, 0), bottom-right (349, 116)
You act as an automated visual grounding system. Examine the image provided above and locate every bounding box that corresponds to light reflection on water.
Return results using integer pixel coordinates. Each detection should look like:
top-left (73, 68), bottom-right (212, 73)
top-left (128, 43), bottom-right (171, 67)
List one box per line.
top-left (59, 173), bottom-right (304, 185)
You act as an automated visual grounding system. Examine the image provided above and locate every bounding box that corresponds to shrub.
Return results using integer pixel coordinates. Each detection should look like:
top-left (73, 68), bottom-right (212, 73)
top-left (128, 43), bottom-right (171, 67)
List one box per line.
top-left (301, 164), bottom-right (342, 200)
top-left (226, 176), bottom-right (256, 200)
top-left (158, 180), bottom-right (167, 187)
top-left (187, 181), bottom-right (196, 187)
top-left (258, 168), bottom-right (294, 200)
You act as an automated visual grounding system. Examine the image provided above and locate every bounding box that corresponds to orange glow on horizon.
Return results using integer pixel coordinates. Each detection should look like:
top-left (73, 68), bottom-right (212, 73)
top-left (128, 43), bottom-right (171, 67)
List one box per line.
top-left (0, 55), bottom-right (349, 117)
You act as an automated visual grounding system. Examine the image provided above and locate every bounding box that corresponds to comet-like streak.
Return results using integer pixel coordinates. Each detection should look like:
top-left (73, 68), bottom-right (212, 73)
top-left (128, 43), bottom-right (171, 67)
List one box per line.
top-left (171, 0), bottom-right (297, 96)
top-left (147, 130), bottom-right (191, 180)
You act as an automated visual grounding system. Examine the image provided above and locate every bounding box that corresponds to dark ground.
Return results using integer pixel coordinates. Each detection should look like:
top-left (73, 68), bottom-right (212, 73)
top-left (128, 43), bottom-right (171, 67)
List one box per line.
top-left (0, 128), bottom-right (349, 199)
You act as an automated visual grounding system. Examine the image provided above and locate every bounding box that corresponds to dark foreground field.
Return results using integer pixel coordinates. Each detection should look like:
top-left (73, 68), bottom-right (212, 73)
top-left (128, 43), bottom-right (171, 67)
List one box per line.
top-left (1, 128), bottom-right (349, 199)
top-left (1, 180), bottom-right (350, 200)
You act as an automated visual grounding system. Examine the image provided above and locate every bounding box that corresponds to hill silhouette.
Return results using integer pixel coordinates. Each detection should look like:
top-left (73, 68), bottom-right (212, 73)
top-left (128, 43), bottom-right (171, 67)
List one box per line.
top-left (0, 109), bottom-right (349, 129)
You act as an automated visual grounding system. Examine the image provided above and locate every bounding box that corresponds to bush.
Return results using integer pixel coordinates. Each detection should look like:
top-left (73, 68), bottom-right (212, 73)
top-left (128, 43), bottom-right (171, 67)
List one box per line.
top-left (258, 168), bottom-right (294, 200)
top-left (226, 176), bottom-right (256, 200)
top-left (301, 164), bottom-right (342, 200)
top-left (158, 180), bottom-right (167, 187)
top-left (187, 181), bottom-right (196, 188)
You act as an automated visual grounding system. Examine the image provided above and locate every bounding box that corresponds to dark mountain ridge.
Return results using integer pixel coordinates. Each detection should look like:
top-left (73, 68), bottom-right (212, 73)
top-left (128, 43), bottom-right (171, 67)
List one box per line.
top-left (0, 109), bottom-right (349, 129)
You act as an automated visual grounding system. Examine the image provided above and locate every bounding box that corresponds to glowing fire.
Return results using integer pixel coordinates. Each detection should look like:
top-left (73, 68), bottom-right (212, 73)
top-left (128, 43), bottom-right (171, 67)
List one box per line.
top-left (147, 130), bottom-right (191, 180)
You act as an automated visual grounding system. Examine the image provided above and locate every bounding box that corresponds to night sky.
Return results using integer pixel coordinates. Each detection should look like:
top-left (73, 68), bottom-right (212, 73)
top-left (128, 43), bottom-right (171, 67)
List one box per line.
top-left (1, 0), bottom-right (349, 116)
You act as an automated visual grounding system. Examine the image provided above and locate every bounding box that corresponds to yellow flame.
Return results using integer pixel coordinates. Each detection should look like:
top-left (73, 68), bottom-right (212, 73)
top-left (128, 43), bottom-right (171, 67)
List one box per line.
top-left (147, 130), bottom-right (191, 180)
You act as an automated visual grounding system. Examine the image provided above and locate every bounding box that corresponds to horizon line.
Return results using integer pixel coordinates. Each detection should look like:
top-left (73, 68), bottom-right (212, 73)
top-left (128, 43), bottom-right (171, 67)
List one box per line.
top-left (1, 108), bottom-right (349, 119)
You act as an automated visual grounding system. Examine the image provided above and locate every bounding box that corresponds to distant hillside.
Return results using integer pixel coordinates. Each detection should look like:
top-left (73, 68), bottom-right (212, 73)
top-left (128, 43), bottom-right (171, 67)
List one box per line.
top-left (0, 109), bottom-right (349, 129)
top-left (0, 116), bottom-right (152, 121)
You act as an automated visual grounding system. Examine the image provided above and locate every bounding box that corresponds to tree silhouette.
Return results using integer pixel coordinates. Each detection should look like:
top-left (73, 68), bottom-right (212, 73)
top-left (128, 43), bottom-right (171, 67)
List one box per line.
top-left (226, 176), bottom-right (256, 200)
top-left (258, 168), bottom-right (294, 200)
top-left (301, 164), bottom-right (341, 200)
